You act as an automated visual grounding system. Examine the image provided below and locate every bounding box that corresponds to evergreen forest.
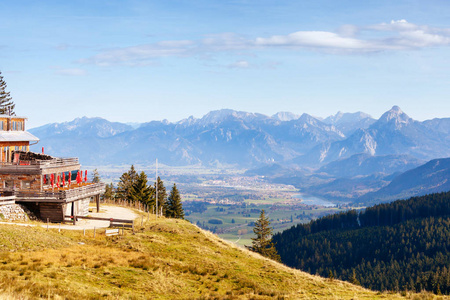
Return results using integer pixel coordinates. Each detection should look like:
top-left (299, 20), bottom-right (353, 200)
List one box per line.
top-left (273, 191), bottom-right (450, 294)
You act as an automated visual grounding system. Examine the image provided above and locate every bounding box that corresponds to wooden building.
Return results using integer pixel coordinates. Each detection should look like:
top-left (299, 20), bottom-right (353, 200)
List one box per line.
top-left (0, 114), bottom-right (105, 222)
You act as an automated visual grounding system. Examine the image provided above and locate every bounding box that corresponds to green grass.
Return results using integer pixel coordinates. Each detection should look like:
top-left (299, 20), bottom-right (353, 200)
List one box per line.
top-left (0, 213), bottom-right (442, 299)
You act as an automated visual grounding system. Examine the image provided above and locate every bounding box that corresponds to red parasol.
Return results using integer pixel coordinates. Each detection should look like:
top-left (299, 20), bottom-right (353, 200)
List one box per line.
top-left (57, 174), bottom-right (60, 187)
top-left (62, 172), bottom-right (66, 186)
top-left (42, 147), bottom-right (44, 154)
top-left (43, 175), bottom-right (46, 184)
top-left (50, 174), bottom-right (54, 188)
top-left (84, 170), bottom-right (87, 183)
top-left (68, 172), bottom-right (72, 186)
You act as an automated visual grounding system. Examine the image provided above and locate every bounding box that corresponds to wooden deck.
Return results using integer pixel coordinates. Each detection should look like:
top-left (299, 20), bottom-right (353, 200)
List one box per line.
top-left (10, 183), bottom-right (106, 203)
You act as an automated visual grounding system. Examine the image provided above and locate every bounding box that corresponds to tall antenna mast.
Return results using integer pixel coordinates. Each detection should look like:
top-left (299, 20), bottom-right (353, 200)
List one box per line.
top-left (155, 158), bottom-right (158, 218)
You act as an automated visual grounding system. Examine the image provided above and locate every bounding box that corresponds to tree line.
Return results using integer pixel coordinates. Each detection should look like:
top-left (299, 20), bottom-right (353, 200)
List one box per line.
top-left (103, 165), bottom-right (184, 219)
top-left (272, 192), bottom-right (450, 294)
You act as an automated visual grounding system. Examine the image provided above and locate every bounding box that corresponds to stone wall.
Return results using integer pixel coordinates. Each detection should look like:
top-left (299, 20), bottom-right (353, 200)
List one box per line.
top-left (0, 204), bottom-right (36, 221)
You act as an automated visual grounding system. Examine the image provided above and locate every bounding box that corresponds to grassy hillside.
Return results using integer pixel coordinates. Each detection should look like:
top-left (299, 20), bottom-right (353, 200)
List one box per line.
top-left (0, 213), bottom-right (440, 299)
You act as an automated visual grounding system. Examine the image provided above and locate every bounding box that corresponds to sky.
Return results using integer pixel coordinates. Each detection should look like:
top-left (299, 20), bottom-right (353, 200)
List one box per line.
top-left (1, 0), bottom-right (450, 128)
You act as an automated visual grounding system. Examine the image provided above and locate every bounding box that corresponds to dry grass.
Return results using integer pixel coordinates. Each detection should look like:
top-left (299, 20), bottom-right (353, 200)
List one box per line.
top-left (0, 214), bottom-right (449, 299)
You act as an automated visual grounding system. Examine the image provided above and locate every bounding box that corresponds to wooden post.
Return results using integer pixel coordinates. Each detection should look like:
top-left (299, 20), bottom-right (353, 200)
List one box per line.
top-left (96, 195), bottom-right (100, 213)
top-left (58, 223), bottom-right (61, 233)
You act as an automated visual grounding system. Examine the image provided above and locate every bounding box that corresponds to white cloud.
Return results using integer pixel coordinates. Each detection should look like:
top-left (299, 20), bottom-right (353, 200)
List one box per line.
top-left (78, 20), bottom-right (450, 66)
top-left (255, 31), bottom-right (372, 50)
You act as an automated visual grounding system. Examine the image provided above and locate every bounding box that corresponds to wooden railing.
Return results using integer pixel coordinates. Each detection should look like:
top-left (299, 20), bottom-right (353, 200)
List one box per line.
top-left (0, 157), bottom-right (79, 168)
top-left (0, 182), bottom-right (105, 202)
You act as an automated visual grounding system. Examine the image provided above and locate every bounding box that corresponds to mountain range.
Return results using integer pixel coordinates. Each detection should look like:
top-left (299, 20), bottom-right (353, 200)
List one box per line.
top-left (29, 106), bottom-right (450, 203)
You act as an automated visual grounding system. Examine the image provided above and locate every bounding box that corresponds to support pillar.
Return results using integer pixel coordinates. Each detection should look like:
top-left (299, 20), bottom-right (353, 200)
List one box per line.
top-left (96, 195), bottom-right (100, 213)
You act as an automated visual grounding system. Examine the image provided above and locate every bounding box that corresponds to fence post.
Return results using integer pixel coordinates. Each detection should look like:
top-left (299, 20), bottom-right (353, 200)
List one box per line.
top-left (59, 223), bottom-right (61, 233)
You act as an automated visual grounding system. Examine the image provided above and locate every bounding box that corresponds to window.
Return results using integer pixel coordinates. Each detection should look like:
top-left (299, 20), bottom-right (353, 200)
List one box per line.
top-left (22, 181), bottom-right (31, 189)
top-left (0, 122), bottom-right (3, 130)
top-left (15, 146), bottom-right (19, 151)
top-left (4, 181), bottom-right (14, 189)
top-left (22, 146), bottom-right (27, 151)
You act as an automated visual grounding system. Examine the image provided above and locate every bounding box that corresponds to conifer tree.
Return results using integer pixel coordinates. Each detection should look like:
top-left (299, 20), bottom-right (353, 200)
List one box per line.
top-left (155, 176), bottom-right (167, 214)
top-left (0, 71), bottom-right (15, 115)
top-left (248, 209), bottom-right (280, 261)
top-left (102, 183), bottom-right (115, 202)
top-left (130, 171), bottom-right (152, 205)
top-left (165, 183), bottom-right (184, 219)
top-left (116, 165), bottom-right (138, 203)
top-left (92, 169), bottom-right (101, 183)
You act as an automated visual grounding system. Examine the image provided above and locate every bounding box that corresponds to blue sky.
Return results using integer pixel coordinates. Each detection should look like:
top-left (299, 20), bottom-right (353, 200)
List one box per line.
top-left (1, 0), bottom-right (450, 128)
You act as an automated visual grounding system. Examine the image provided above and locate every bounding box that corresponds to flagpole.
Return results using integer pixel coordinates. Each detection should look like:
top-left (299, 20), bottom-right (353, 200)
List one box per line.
top-left (155, 158), bottom-right (158, 219)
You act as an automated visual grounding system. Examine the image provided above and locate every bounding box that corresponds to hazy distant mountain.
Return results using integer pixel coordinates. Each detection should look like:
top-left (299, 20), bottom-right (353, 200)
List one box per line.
top-left (359, 158), bottom-right (450, 203)
top-left (272, 112), bottom-right (301, 122)
top-left (29, 109), bottom-right (344, 166)
top-left (318, 153), bottom-right (424, 178)
top-left (323, 111), bottom-right (375, 136)
top-left (296, 106), bottom-right (450, 166)
top-left (30, 117), bottom-right (133, 138)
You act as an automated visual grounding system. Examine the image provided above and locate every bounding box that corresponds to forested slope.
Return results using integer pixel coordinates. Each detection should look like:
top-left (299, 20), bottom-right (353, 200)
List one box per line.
top-left (273, 191), bottom-right (450, 294)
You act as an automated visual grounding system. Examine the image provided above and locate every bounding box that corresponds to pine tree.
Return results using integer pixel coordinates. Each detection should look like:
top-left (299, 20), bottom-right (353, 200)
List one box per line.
top-left (116, 165), bottom-right (138, 203)
top-left (130, 171), bottom-right (153, 206)
top-left (349, 269), bottom-right (360, 285)
top-left (165, 183), bottom-right (184, 219)
top-left (248, 210), bottom-right (280, 261)
top-left (92, 169), bottom-right (101, 183)
top-left (0, 72), bottom-right (15, 115)
top-left (102, 183), bottom-right (115, 202)
top-left (155, 176), bottom-right (167, 214)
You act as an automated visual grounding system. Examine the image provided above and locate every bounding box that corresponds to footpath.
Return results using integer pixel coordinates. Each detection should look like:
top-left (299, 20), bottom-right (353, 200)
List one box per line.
top-left (0, 205), bottom-right (138, 230)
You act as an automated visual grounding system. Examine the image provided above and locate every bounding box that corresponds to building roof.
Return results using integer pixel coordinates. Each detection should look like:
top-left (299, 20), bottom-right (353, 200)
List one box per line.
top-left (0, 131), bottom-right (39, 142)
top-left (0, 114), bottom-right (28, 120)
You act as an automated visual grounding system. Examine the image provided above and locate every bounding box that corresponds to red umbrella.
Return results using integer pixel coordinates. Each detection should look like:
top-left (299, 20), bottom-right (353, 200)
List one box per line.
top-left (50, 174), bottom-right (54, 188)
top-left (43, 175), bottom-right (46, 184)
top-left (84, 170), bottom-right (88, 183)
top-left (42, 147), bottom-right (44, 154)
top-left (57, 174), bottom-right (60, 187)
top-left (62, 172), bottom-right (66, 186)
top-left (68, 172), bottom-right (71, 186)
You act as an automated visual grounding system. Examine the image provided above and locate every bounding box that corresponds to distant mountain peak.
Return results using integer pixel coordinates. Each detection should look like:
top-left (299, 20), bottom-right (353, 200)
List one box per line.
top-left (324, 111), bottom-right (373, 125)
top-left (272, 112), bottom-right (300, 121)
top-left (377, 106), bottom-right (411, 128)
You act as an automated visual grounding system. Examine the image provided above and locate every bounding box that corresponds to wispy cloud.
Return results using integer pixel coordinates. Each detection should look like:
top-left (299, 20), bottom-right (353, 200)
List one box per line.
top-left (227, 60), bottom-right (250, 69)
top-left (79, 20), bottom-right (450, 66)
top-left (52, 67), bottom-right (87, 76)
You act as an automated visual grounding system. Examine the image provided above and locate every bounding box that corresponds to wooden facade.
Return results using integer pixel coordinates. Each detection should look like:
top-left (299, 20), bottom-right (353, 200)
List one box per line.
top-left (0, 114), bottom-right (105, 222)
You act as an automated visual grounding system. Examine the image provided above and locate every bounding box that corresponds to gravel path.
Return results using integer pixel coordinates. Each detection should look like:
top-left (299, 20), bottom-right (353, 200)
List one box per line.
top-left (0, 205), bottom-right (138, 230)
